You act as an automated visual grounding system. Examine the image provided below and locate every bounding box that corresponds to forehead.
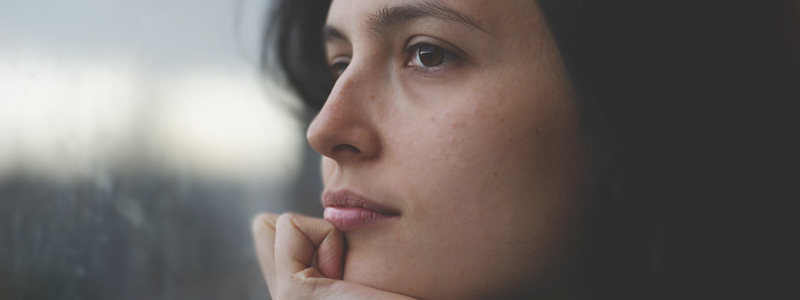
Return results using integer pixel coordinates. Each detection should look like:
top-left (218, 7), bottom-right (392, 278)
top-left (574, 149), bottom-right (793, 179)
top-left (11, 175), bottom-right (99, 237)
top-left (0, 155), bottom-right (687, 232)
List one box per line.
top-left (326, 0), bottom-right (541, 36)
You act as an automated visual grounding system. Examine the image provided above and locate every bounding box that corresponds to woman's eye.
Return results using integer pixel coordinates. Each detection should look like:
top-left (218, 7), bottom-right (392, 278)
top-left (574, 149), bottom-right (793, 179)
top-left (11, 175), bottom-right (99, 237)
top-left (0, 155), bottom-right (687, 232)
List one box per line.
top-left (329, 57), bottom-right (350, 78)
top-left (416, 45), bottom-right (445, 67)
top-left (331, 62), bottom-right (349, 77)
top-left (409, 44), bottom-right (452, 68)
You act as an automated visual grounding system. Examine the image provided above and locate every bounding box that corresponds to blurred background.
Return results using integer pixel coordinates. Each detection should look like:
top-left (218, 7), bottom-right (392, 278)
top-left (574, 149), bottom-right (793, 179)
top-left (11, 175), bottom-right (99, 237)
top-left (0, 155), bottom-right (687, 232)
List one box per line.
top-left (0, 0), bottom-right (323, 299)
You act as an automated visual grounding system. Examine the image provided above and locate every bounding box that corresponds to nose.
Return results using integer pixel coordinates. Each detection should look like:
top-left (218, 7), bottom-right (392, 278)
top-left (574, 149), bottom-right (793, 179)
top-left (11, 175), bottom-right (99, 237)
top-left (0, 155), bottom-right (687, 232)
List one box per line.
top-left (306, 66), bottom-right (382, 163)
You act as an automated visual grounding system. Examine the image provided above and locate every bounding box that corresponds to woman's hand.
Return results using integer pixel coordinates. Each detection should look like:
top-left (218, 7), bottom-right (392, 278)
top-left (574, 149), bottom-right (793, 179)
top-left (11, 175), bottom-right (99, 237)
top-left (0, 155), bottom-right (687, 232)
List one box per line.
top-left (252, 213), bottom-right (417, 300)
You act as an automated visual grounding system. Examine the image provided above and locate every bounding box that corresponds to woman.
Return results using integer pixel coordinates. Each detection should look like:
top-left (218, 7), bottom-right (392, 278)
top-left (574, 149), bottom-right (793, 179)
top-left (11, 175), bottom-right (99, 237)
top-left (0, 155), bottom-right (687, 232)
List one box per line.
top-left (253, 0), bottom-right (798, 299)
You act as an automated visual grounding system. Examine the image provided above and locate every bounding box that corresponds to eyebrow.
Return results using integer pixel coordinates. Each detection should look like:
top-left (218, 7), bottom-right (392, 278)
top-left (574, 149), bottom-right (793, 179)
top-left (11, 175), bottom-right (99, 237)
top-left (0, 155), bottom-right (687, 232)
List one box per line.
top-left (323, 1), bottom-right (489, 42)
top-left (323, 26), bottom-right (349, 43)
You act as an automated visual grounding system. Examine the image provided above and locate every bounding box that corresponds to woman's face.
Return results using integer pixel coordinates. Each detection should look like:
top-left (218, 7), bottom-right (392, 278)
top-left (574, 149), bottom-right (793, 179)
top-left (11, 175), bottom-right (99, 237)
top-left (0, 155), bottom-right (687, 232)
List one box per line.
top-left (310, 0), bottom-right (591, 298)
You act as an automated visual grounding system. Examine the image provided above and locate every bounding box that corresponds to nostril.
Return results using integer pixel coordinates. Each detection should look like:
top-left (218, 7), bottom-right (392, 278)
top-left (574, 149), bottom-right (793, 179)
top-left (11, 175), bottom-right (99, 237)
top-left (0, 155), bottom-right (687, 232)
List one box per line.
top-left (331, 144), bottom-right (361, 155)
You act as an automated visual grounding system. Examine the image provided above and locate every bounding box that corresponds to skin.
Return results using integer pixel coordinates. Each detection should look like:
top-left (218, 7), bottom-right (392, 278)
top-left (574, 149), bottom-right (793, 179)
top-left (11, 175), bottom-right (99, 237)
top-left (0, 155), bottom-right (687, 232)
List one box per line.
top-left (254, 0), bottom-right (594, 299)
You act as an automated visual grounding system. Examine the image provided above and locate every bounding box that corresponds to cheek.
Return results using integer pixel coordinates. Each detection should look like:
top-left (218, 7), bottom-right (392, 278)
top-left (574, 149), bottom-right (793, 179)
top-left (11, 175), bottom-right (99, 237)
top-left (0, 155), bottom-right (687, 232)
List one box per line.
top-left (342, 25), bottom-right (585, 296)
top-left (391, 76), bottom-right (585, 285)
top-left (321, 157), bottom-right (336, 185)
top-left (399, 86), bottom-right (529, 187)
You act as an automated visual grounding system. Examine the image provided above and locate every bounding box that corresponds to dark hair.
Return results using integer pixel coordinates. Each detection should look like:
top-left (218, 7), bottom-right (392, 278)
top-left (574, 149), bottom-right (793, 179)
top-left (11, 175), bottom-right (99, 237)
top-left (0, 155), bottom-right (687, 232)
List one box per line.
top-left (261, 0), bottom-right (334, 111)
top-left (262, 0), bottom-right (798, 299)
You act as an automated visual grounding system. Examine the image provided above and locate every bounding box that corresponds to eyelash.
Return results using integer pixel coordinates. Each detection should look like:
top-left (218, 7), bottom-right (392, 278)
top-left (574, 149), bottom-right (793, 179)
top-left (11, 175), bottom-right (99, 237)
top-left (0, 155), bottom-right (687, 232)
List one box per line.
top-left (401, 42), bottom-right (460, 72)
top-left (330, 58), bottom-right (350, 78)
top-left (328, 40), bottom-right (461, 78)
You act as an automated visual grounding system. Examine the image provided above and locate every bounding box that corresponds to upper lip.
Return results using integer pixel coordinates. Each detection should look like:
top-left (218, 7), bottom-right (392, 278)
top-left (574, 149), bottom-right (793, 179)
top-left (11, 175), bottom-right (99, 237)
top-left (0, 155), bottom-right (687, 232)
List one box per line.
top-left (323, 190), bottom-right (400, 216)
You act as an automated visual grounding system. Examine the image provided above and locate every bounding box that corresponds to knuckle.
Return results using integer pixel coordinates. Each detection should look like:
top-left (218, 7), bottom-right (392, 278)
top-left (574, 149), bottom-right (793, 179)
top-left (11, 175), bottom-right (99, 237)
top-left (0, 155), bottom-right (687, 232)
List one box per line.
top-left (288, 271), bottom-right (334, 299)
top-left (252, 213), bottom-right (277, 233)
top-left (276, 276), bottom-right (318, 300)
top-left (293, 268), bottom-right (316, 281)
top-left (277, 212), bottom-right (302, 227)
top-left (320, 219), bottom-right (336, 231)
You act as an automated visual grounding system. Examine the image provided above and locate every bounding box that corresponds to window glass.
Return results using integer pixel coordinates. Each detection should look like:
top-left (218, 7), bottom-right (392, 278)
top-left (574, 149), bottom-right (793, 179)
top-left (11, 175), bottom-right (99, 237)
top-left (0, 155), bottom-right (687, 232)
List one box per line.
top-left (0, 1), bottom-right (318, 298)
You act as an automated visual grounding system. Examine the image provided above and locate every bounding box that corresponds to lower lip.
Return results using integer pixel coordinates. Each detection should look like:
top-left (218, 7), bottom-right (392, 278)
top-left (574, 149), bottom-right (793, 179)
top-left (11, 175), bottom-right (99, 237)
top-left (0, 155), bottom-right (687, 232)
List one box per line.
top-left (324, 207), bottom-right (397, 231)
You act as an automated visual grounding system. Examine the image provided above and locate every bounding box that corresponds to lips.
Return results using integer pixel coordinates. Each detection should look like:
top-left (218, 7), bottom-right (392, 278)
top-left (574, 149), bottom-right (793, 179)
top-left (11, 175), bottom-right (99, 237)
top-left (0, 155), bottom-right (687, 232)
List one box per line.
top-left (323, 190), bottom-right (399, 231)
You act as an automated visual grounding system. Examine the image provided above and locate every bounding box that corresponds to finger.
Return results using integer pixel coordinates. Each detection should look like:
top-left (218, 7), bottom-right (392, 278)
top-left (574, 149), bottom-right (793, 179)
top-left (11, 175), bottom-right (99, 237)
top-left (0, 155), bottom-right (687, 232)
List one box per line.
top-left (311, 250), bottom-right (319, 270)
top-left (252, 213), bottom-right (280, 299)
top-left (275, 213), bottom-right (344, 281)
top-left (314, 281), bottom-right (420, 300)
top-left (273, 214), bottom-right (418, 300)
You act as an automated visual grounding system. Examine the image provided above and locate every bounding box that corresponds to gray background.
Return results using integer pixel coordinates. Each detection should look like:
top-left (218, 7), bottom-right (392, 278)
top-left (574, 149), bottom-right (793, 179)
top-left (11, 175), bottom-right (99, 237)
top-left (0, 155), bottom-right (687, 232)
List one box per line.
top-left (0, 0), bottom-right (323, 299)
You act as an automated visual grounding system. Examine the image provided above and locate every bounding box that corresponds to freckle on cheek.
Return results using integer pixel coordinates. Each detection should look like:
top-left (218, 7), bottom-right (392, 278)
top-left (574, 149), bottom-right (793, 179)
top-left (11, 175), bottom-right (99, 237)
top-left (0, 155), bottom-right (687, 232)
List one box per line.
top-left (494, 112), bottom-right (505, 123)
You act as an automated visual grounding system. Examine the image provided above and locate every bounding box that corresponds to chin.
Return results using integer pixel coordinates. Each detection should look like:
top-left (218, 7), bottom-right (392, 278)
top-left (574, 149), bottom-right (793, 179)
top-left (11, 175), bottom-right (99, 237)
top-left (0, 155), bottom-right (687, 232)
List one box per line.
top-left (341, 246), bottom-right (496, 300)
top-left (343, 245), bottom-right (417, 297)
top-left (340, 233), bottom-right (442, 299)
